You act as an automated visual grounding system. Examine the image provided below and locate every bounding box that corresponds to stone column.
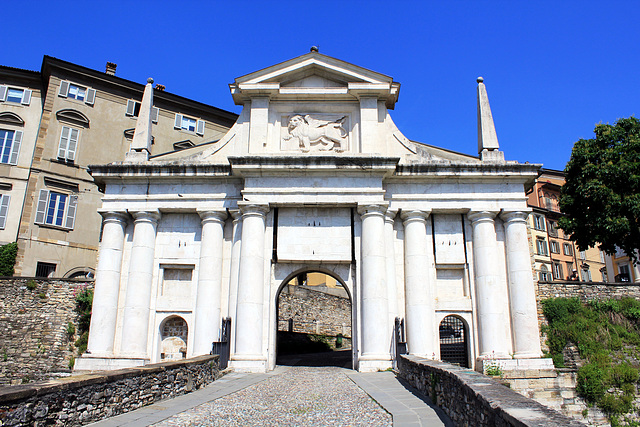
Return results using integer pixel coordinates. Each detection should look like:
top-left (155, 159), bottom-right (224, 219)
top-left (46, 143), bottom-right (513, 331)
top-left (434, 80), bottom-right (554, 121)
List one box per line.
top-left (192, 210), bottom-right (227, 356)
top-left (468, 211), bottom-right (510, 358)
top-left (227, 211), bottom-right (242, 354)
top-left (501, 211), bottom-right (542, 358)
top-left (401, 210), bottom-right (435, 357)
top-left (358, 204), bottom-right (391, 371)
top-left (232, 204), bottom-right (269, 371)
top-left (85, 211), bottom-right (128, 356)
top-left (385, 210), bottom-right (399, 353)
top-left (120, 210), bottom-right (161, 359)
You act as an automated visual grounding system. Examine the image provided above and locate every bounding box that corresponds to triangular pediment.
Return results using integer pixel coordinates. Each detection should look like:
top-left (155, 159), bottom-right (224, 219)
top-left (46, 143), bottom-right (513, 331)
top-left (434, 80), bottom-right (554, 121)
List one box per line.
top-left (235, 52), bottom-right (393, 86)
top-left (230, 51), bottom-right (400, 108)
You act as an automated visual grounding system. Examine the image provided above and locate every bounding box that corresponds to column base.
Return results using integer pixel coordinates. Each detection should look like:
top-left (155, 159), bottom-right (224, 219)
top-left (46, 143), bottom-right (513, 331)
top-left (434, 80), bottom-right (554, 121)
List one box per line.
top-left (74, 355), bottom-right (149, 372)
top-left (358, 354), bottom-right (392, 372)
top-left (229, 355), bottom-right (267, 373)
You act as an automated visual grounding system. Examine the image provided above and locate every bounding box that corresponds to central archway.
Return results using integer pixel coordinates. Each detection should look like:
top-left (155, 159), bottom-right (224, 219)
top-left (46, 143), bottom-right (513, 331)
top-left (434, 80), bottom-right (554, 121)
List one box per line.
top-left (275, 270), bottom-right (352, 368)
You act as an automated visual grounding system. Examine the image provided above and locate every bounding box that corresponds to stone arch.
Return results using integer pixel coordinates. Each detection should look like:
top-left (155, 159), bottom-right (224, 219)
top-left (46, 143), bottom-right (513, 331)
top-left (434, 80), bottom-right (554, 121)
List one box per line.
top-left (56, 109), bottom-right (90, 127)
top-left (438, 314), bottom-right (470, 368)
top-left (63, 267), bottom-right (95, 279)
top-left (159, 315), bottom-right (188, 361)
top-left (274, 266), bottom-right (353, 367)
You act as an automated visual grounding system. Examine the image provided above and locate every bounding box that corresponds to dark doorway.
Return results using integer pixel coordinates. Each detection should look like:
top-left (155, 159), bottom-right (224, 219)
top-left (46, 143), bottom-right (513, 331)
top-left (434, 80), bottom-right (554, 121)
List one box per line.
top-left (439, 315), bottom-right (469, 368)
top-left (276, 271), bottom-right (352, 368)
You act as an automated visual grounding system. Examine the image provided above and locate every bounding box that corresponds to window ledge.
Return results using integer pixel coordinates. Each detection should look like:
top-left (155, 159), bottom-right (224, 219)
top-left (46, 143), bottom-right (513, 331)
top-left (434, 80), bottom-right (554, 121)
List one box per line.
top-left (36, 222), bottom-right (71, 232)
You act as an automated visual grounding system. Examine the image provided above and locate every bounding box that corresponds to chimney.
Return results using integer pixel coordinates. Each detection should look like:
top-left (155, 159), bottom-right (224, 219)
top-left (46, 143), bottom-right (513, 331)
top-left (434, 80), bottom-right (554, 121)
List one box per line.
top-left (155, 84), bottom-right (165, 91)
top-left (105, 62), bottom-right (117, 76)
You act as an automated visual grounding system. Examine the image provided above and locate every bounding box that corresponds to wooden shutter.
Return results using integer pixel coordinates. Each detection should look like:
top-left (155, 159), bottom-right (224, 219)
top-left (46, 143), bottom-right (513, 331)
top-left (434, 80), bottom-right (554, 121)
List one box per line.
top-left (64, 195), bottom-right (77, 229)
top-left (85, 88), bottom-right (96, 105)
top-left (126, 100), bottom-right (136, 116)
top-left (0, 86), bottom-right (6, 102)
top-left (196, 119), bottom-right (205, 135)
top-left (58, 81), bottom-right (69, 98)
top-left (66, 128), bottom-right (79, 161)
top-left (0, 195), bottom-right (9, 229)
top-left (35, 189), bottom-right (49, 224)
top-left (174, 113), bottom-right (182, 129)
top-left (151, 106), bottom-right (159, 123)
top-left (58, 127), bottom-right (70, 159)
top-left (21, 90), bottom-right (32, 105)
top-left (9, 131), bottom-right (22, 165)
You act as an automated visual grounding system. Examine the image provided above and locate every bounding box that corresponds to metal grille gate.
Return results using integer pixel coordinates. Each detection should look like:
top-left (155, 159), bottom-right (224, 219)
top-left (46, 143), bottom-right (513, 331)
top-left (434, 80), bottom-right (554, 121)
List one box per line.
top-left (211, 317), bottom-right (231, 369)
top-left (439, 315), bottom-right (468, 368)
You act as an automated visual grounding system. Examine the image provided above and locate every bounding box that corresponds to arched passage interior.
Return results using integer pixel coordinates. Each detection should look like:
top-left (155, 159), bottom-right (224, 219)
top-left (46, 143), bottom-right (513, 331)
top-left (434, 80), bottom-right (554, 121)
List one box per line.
top-left (276, 270), bottom-right (352, 367)
top-left (439, 315), bottom-right (469, 368)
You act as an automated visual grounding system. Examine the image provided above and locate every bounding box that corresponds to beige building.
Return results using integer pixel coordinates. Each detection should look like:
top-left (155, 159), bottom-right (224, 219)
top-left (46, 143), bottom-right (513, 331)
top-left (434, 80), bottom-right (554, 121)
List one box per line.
top-left (0, 67), bottom-right (43, 247)
top-left (1, 56), bottom-right (237, 278)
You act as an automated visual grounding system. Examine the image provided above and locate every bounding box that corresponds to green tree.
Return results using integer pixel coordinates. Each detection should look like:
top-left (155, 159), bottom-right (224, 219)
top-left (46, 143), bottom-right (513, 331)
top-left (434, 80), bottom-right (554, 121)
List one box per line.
top-left (559, 117), bottom-right (640, 263)
top-left (0, 242), bottom-right (17, 276)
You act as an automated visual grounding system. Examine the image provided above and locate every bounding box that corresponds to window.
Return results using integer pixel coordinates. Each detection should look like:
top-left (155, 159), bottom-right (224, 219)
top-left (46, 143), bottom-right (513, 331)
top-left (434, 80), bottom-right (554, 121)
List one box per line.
top-left (580, 250), bottom-right (586, 260)
top-left (34, 189), bottom-right (77, 229)
top-left (552, 262), bottom-right (564, 280)
top-left (550, 240), bottom-right (560, 254)
top-left (58, 81), bottom-right (95, 105)
top-left (539, 265), bottom-right (552, 282)
top-left (536, 238), bottom-right (548, 256)
top-left (0, 85), bottom-right (31, 105)
top-left (618, 264), bottom-right (631, 282)
top-left (533, 215), bottom-right (545, 231)
top-left (0, 194), bottom-right (10, 229)
top-left (547, 220), bottom-right (558, 237)
top-left (582, 268), bottom-right (592, 282)
top-left (0, 129), bottom-right (22, 165)
top-left (125, 100), bottom-right (159, 123)
top-left (563, 243), bottom-right (574, 256)
top-left (58, 126), bottom-right (79, 162)
top-left (35, 262), bottom-right (56, 278)
top-left (67, 84), bottom-right (86, 101)
top-left (174, 114), bottom-right (205, 135)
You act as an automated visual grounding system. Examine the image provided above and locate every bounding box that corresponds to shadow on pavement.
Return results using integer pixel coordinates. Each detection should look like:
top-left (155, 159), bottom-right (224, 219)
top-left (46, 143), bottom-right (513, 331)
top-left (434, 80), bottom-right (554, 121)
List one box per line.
top-left (277, 350), bottom-right (353, 368)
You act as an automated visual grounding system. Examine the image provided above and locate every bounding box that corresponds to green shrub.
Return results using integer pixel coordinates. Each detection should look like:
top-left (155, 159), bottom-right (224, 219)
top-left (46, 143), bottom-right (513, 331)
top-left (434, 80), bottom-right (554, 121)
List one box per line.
top-left (75, 332), bottom-right (88, 355)
top-left (599, 394), bottom-right (634, 416)
top-left (74, 287), bottom-right (93, 334)
top-left (26, 280), bottom-right (37, 291)
top-left (577, 363), bottom-right (606, 402)
top-left (0, 242), bottom-right (17, 276)
top-left (66, 322), bottom-right (76, 339)
top-left (610, 363), bottom-right (639, 387)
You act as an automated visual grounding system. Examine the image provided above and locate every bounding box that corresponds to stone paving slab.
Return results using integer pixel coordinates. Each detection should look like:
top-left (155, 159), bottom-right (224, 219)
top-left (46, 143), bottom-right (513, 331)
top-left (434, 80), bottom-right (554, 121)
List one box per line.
top-left (89, 366), bottom-right (451, 427)
top-left (347, 371), bottom-right (452, 427)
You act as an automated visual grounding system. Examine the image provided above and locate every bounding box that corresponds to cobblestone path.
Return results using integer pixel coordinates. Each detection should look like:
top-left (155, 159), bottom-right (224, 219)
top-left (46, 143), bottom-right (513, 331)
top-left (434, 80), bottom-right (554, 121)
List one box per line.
top-left (152, 367), bottom-right (392, 427)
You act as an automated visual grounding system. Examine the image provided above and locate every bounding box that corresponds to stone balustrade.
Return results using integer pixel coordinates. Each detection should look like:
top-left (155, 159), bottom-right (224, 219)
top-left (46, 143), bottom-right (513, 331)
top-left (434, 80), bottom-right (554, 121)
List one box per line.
top-left (0, 355), bottom-right (221, 426)
top-left (398, 355), bottom-right (583, 427)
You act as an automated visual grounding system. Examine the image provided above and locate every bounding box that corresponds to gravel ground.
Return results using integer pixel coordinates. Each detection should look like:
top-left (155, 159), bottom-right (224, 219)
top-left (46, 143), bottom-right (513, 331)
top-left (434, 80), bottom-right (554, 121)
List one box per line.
top-left (152, 366), bottom-right (392, 427)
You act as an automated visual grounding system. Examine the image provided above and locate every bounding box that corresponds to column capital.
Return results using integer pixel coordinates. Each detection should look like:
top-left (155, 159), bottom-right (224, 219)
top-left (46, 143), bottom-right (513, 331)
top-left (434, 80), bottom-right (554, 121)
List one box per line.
top-left (128, 209), bottom-right (161, 223)
top-left (467, 210), bottom-right (498, 224)
top-left (357, 204), bottom-right (387, 217)
top-left (98, 211), bottom-right (129, 224)
top-left (228, 209), bottom-right (242, 222)
top-left (384, 209), bottom-right (398, 223)
top-left (238, 203), bottom-right (269, 216)
top-left (500, 210), bottom-right (531, 224)
top-left (400, 209), bottom-right (430, 223)
top-left (197, 209), bottom-right (228, 223)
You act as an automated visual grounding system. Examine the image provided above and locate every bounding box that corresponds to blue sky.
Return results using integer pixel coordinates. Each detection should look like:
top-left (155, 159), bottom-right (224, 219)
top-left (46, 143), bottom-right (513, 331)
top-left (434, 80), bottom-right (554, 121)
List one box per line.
top-left (5, 1), bottom-right (639, 170)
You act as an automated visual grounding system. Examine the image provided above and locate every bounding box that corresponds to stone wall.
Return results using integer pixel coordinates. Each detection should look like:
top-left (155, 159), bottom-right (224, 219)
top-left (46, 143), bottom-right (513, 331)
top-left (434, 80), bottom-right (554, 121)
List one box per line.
top-left (0, 278), bottom-right (93, 385)
top-left (398, 355), bottom-right (583, 427)
top-left (0, 355), bottom-right (220, 426)
top-left (278, 285), bottom-right (351, 338)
